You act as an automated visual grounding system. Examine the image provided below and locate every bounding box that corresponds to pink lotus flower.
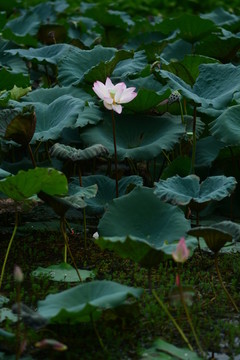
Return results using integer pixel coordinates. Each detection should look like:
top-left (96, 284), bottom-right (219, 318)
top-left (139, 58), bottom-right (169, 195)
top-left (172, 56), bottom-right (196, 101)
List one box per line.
top-left (172, 237), bottom-right (189, 263)
top-left (92, 77), bottom-right (137, 114)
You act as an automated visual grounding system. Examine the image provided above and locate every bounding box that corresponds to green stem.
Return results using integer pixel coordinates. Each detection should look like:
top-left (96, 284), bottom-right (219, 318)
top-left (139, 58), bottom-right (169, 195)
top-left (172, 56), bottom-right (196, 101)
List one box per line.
top-left (177, 268), bottom-right (205, 357)
top-left (152, 289), bottom-right (193, 351)
top-left (78, 167), bottom-right (87, 251)
top-left (179, 101), bottom-right (185, 125)
top-left (190, 105), bottom-right (197, 174)
top-left (90, 313), bottom-right (106, 352)
top-left (214, 253), bottom-right (239, 313)
top-left (111, 110), bottom-right (119, 198)
top-left (60, 217), bottom-right (82, 282)
top-left (0, 212), bottom-right (18, 290)
top-left (16, 284), bottom-right (21, 360)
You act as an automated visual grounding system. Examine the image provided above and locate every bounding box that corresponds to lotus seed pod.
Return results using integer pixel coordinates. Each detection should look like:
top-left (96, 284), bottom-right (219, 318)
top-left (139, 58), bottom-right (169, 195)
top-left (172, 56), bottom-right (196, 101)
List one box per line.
top-left (168, 90), bottom-right (181, 105)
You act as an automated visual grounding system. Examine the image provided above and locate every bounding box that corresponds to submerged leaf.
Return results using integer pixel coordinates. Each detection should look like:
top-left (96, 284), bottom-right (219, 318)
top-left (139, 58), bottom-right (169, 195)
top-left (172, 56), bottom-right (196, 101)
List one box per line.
top-left (32, 263), bottom-right (94, 282)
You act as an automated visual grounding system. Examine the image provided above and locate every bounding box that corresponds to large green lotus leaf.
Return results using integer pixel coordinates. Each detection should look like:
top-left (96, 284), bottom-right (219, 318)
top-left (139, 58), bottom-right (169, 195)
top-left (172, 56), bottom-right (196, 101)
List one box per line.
top-left (12, 95), bottom-right (101, 143)
top-left (195, 29), bottom-right (240, 62)
top-left (80, 113), bottom-right (185, 161)
top-left (112, 50), bottom-right (148, 78)
top-left (38, 183), bottom-right (97, 217)
top-left (195, 136), bottom-right (225, 168)
top-left (210, 105), bottom-right (240, 146)
top-left (32, 263), bottom-right (94, 282)
top-left (162, 54), bottom-right (218, 86)
top-left (0, 39), bottom-right (28, 74)
top-left (73, 175), bottom-right (143, 215)
top-left (141, 338), bottom-right (202, 360)
top-left (0, 168), bottom-right (68, 201)
top-left (161, 39), bottom-right (192, 62)
top-left (83, 49), bottom-right (133, 84)
top-left (188, 226), bottom-right (232, 253)
top-left (96, 187), bottom-right (191, 267)
top-left (3, 1), bottom-right (68, 36)
top-left (161, 156), bottom-right (192, 179)
top-left (159, 14), bottom-right (216, 43)
top-left (82, 5), bottom-right (134, 28)
top-left (5, 44), bottom-right (78, 65)
top-left (160, 63), bottom-right (240, 109)
top-left (154, 175), bottom-right (237, 206)
top-left (22, 85), bottom-right (92, 104)
top-left (201, 8), bottom-right (240, 28)
top-left (124, 88), bottom-right (171, 113)
top-left (0, 68), bottom-right (30, 91)
top-left (201, 8), bottom-right (240, 32)
top-left (2, 28), bottom-right (38, 47)
top-left (57, 45), bottom-right (117, 85)
top-left (68, 183), bottom-right (98, 199)
top-left (0, 168), bottom-right (10, 179)
top-left (38, 280), bottom-right (143, 323)
top-left (38, 188), bottom-right (91, 216)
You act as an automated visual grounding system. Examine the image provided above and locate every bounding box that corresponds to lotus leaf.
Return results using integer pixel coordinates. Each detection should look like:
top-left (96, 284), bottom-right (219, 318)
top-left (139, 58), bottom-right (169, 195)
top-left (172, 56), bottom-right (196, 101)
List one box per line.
top-left (0, 167), bottom-right (68, 201)
top-left (38, 280), bottom-right (143, 323)
top-left (80, 112), bottom-right (185, 161)
top-left (32, 263), bottom-right (94, 282)
top-left (96, 187), bottom-right (191, 267)
top-left (38, 183), bottom-right (97, 217)
top-left (141, 338), bottom-right (202, 360)
top-left (50, 143), bottom-right (109, 162)
top-left (71, 175), bottom-right (143, 215)
top-left (160, 63), bottom-right (240, 109)
top-left (210, 105), bottom-right (240, 146)
top-left (154, 175), bottom-right (237, 206)
top-left (188, 226), bottom-right (232, 253)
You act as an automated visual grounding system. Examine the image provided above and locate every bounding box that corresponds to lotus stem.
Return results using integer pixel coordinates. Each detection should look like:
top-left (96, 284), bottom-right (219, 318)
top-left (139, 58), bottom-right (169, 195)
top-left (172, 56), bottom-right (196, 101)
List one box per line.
top-left (177, 267), bottom-right (205, 357)
top-left (152, 289), bottom-right (193, 351)
top-left (28, 143), bottom-right (37, 168)
top-left (60, 217), bottom-right (82, 282)
top-left (190, 105), bottom-right (197, 174)
top-left (78, 167), bottom-right (87, 251)
top-left (16, 282), bottom-right (22, 360)
top-left (111, 110), bottom-right (119, 198)
top-left (0, 212), bottom-right (18, 290)
top-left (90, 313), bottom-right (106, 352)
top-left (214, 253), bottom-right (239, 313)
top-left (179, 100), bottom-right (185, 125)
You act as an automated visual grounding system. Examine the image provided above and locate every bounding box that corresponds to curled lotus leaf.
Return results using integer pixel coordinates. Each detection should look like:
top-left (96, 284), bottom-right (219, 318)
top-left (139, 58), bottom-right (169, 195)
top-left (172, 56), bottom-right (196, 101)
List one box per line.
top-left (154, 174), bottom-right (237, 207)
top-left (188, 226), bottom-right (232, 253)
top-left (50, 143), bottom-right (109, 162)
top-left (0, 105), bottom-right (36, 147)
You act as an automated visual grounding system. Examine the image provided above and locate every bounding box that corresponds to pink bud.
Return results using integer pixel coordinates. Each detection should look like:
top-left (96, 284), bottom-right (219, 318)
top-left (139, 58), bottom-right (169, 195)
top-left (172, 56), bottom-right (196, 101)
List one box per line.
top-left (35, 339), bottom-right (67, 351)
top-left (172, 237), bottom-right (189, 263)
top-left (14, 265), bottom-right (24, 283)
